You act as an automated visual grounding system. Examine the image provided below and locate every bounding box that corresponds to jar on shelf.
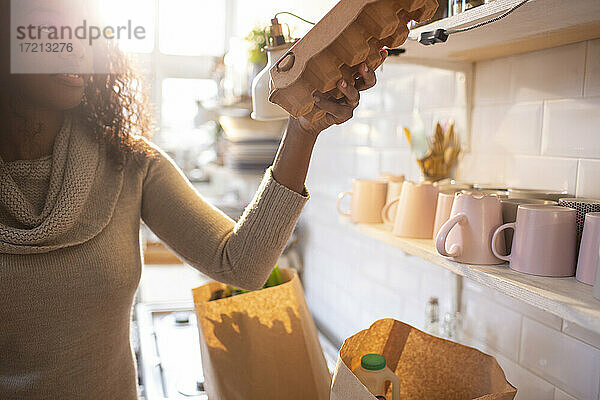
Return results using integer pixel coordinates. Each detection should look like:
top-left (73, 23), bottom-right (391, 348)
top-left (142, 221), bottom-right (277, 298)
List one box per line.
top-left (452, 0), bottom-right (485, 14)
top-left (465, 0), bottom-right (485, 10)
top-left (452, 0), bottom-right (463, 15)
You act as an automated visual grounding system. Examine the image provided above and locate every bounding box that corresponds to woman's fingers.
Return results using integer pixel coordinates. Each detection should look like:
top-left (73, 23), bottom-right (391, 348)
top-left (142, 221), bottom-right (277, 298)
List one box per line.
top-left (311, 49), bottom-right (387, 127)
top-left (314, 94), bottom-right (354, 124)
top-left (355, 49), bottom-right (387, 91)
top-left (337, 79), bottom-right (360, 107)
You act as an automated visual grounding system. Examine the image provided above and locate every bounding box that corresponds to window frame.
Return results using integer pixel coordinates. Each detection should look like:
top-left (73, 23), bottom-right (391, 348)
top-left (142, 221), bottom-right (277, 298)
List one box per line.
top-left (129, 0), bottom-right (235, 137)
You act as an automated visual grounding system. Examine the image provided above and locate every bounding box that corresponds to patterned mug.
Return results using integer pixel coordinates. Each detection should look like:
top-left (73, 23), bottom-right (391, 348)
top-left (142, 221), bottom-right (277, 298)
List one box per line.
top-left (558, 198), bottom-right (600, 245)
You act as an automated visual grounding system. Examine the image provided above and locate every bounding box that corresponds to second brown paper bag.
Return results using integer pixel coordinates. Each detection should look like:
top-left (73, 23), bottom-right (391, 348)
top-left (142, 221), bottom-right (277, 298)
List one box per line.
top-left (192, 268), bottom-right (330, 400)
top-left (331, 319), bottom-right (517, 400)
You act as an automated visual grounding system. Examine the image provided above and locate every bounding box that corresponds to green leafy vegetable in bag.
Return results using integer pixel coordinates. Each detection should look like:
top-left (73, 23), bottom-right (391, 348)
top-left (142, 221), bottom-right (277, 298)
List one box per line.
top-left (209, 266), bottom-right (283, 301)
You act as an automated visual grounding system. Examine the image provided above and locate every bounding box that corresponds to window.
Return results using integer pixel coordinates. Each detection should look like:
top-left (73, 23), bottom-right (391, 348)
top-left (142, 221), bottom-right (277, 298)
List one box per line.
top-left (112, 0), bottom-right (335, 147)
top-left (159, 0), bottom-right (226, 56)
top-left (95, 0), bottom-right (156, 53)
top-left (161, 78), bottom-right (218, 132)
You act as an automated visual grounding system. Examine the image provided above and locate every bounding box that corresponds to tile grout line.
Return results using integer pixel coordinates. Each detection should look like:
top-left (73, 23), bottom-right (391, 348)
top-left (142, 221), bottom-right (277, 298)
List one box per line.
top-left (582, 40), bottom-right (589, 98)
top-left (575, 159), bottom-right (582, 197)
top-left (538, 100), bottom-right (545, 156)
top-left (517, 313), bottom-right (524, 364)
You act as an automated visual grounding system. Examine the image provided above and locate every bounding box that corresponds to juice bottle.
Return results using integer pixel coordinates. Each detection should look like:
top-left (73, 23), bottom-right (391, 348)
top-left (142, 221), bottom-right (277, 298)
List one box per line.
top-left (353, 354), bottom-right (401, 400)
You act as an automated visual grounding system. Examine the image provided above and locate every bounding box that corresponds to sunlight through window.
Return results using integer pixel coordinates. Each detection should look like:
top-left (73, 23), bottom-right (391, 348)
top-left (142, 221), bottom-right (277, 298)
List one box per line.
top-left (94, 0), bottom-right (156, 53)
top-left (159, 0), bottom-right (226, 56)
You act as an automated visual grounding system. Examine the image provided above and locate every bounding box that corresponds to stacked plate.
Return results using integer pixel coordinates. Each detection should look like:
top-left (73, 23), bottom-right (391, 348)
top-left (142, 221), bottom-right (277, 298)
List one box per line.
top-left (219, 114), bottom-right (287, 172)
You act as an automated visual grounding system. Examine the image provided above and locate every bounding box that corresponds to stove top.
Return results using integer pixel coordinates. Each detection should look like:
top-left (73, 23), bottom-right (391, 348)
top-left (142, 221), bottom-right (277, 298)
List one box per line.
top-left (135, 301), bottom-right (340, 400)
top-left (136, 302), bottom-right (207, 400)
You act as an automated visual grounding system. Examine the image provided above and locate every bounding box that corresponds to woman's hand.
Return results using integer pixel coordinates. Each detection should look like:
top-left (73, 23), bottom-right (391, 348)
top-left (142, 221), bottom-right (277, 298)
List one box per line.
top-left (293, 49), bottom-right (388, 137)
top-left (271, 50), bottom-right (387, 194)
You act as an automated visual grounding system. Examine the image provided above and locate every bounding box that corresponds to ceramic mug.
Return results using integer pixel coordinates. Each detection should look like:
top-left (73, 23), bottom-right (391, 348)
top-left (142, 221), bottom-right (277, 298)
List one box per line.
top-left (382, 181), bottom-right (405, 226)
top-left (473, 183), bottom-right (508, 191)
top-left (433, 191), bottom-right (456, 239)
top-left (593, 246), bottom-right (600, 301)
top-left (337, 179), bottom-right (388, 223)
top-left (462, 189), bottom-right (508, 198)
top-left (500, 198), bottom-right (557, 250)
top-left (436, 192), bottom-right (505, 265)
top-left (378, 173), bottom-right (405, 183)
top-left (434, 179), bottom-right (473, 193)
top-left (382, 181), bottom-right (438, 238)
top-left (491, 205), bottom-right (577, 277)
top-left (558, 198), bottom-right (600, 243)
top-left (576, 212), bottom-right (600, 285)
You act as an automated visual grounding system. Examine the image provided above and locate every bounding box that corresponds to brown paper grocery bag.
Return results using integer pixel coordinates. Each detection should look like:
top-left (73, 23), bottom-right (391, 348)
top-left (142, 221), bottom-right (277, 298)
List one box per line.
top-left (331, 319), bottom-right (517, 400)
top-left (192, 268), bottom-right (331, 400)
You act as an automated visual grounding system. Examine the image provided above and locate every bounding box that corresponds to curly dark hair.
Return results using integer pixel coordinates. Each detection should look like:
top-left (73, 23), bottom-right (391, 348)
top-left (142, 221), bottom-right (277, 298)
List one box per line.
top-left (78, 45), bottom-right (155, 165)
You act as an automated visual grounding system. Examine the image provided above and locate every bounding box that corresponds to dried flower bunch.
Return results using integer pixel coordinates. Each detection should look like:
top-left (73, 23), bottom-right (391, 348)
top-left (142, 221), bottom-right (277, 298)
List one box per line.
top-left (417, 121), bottom-right (461, 181)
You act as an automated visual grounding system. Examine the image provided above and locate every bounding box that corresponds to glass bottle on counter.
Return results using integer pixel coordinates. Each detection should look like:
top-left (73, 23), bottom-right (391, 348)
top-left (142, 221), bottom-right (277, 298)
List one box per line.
top-left (424, 297), bottom-right (440, 335)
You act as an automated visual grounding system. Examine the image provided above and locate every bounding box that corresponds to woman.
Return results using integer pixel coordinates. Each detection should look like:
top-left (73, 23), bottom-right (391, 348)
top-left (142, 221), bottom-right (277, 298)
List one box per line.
top-left (0, 1), bottom-right (386, 399)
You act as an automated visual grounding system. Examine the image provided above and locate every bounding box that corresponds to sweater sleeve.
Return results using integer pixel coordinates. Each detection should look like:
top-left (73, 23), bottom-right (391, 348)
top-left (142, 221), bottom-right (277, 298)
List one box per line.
top-left (141, 148), bottom-right (308, 290)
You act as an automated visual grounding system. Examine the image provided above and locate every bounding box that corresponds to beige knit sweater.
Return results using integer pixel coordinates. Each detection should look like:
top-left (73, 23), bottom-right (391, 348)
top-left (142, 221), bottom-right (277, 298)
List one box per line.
top-left (0, 116), bottom-right (308, 399)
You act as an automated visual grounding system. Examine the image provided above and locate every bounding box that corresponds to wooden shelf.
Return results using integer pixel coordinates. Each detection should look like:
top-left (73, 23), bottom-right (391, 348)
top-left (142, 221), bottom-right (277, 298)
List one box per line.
top-left (340, 218), bottom-right (600, 335)
top-left (400, 0), bottom-right (600, 62)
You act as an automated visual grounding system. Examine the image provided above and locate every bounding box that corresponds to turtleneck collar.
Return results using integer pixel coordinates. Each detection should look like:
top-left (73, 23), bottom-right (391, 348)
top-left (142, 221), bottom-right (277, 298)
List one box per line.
top-left (0, 114), bottom-right (124, 254)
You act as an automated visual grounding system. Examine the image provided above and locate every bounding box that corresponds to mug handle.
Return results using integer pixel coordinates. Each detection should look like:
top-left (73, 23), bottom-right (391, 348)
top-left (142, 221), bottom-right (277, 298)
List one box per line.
top-left (435, 213), bottom-right (466, 257)
top-left (336, 191), bottom-right (352, 217)
top-left (492, 223), bottom-right (514, 262)
top-left (381, 197), bottom-right (400, 225)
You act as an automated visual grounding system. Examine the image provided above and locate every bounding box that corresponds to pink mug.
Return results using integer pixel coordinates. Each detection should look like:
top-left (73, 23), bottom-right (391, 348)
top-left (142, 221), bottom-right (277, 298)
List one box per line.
top-left (576, 212), bottom-right (600, 284)
top-left (491, 205), bottom-right (577, 277)
top-left (436, 192), bottom-right (505, 265)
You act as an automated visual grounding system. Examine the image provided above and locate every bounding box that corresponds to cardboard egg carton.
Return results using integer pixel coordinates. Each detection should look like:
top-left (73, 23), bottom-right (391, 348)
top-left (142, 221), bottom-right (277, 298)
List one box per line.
top-left (269, 0), bottom-right (438, 122)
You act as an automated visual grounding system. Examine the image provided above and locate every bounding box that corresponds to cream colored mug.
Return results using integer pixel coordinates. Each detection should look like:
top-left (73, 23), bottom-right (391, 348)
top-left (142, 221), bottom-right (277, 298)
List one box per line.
top-left (337, 179), bottom-right (388, 223)
top-left (377, 173), bottom-right (405, 183)
top-left (382, 181), bottom-right (405, 226)
top-left (382, 181), bottom-right (438, 238)
top-left (433, 191), bottom-right (456, 239)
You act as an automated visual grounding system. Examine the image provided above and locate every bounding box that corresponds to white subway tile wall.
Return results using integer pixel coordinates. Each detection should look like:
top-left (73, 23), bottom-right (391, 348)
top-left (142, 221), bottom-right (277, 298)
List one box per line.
top-left (461, 283), bottom-right (523, 361)
top-left (488, 351), bottom-right (556, 400)
top-left (301, 40), bottom-right (600, 400)
top-left (542, 97), bottom-right (600, 159)
top-left (576, 159), bottom-right (600, 198)
top-left (561, 320), bottom-right (600, 349)
top-left (471, 102), bottom-right (543, 155)
top-left (504, 155), bottom-right (579, 193)
top-left (585, 39), bottom-right (600, 97)
top-left (555, 389), bottom-right (580, 400)
top-left (508, 42), bottom-right (586, 102)
top-left (520, 318), bottom-right (600, 399)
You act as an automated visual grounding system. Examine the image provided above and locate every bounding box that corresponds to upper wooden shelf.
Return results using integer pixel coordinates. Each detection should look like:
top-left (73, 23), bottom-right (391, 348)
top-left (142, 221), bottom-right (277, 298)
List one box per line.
top-left (340, 217), bottom-right (600, 335)
top-left (399, 0), bottom-right (600, 62)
